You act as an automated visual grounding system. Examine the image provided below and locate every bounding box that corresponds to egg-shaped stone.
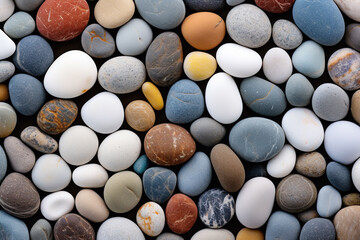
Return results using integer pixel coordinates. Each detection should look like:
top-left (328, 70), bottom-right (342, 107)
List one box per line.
top-left (75, 189), bottom-right (109, 223)
top-left (267, 144), bottom-right (296, 178)
top-left (125, 100), bottom-right (155, 132)
top-left (72, 164), bottom-right (109, 188)
top-left (263, 47), bottom-right (292, 84)
top-left (136, 202), bottom-right (165, 237)
top-left (183, 51), bottom-right (217, 81)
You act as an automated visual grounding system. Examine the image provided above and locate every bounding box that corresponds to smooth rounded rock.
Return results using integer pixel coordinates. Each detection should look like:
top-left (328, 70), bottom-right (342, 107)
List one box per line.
top-left (191, 229), bottom-right (235, 240)
top-left (345, 24), bottom-right (360, 51)
top-left (334, 206), bottom-right (360, 240)
top-left (125, 100), bottom-right (155, 132)
top-left (136, 202), bottom-right (165, 237)
top-left (133, 155), bottom-right (150, 175)
top-left (75, 189), bottom-right (109, 223)
top-left (352, 158), bottom-right (360, 192)
top-left (272, 19), bottom-right (303, 50)
top-left (30, 219), bottom-right (52, 240)
top-left (72, 164), bottom-right (109, 188)
top-left (14, 0), bottom-right (43, 11)
top-left (0, 61), bottom-right (15, 83)
top-left (265, 211), bottom-right (301, 240)
top-left (4, 11), bottom-right (35, 39)
top-left (94, 0), bottom-right (135, 29)
top-left (40, 191), bottom-right (74, 221)
top-left (317, 185), bottom-right (342, 218)
top-left (300, 218), bottom-right (336, 240)
top-left (267, 144), bottom-right (296, 178)
top-left (142, 82), bottom-right (164, 111)
top-left (0, 102), bottom-right (16, 138)
top-left (297, 209), bottom-right (319, 224)
top-left (0, 210), bottom-right (29, 240)
top-left (263, 47), bottom-right (292, 84)
top-left (352, 90), bottom-right (360, 124)
top-left (97, 217), bottom-right (145, 240)
top-left (81, 23), bottom-right (115, 58)
top-left (190, 117), bottom-right (226, 147)
top-left (0, 84), bottom-right (8, 101)
top-left (157, 233), bottom-right (184, 240)
top-left (327, 161), bottom-right (352, 192)
top-left (0, 0), bottom-right (15, 22)
top-left (0, 146), bottom-right (6, 182)
top-left (343, 193), bottom-right (360, 207)
top-left (0, 30), bottom-right (15, 60)
top-left (255, 0), bottom-right (294, 13)
top-left (334, 0), bottom-right (360, 22)
top-left (295, 152), bottom-right (326, 177)
top-left (184, 0), bottom-right (225, 11)
top-left (236, 228), bottom-right (264, 240)
top-left (285, 73), bottom-right (314, 107)
top-left (54, 213), bottom-right (95, 240)
top-left (4, 136), bottom-right (35, 173)
top-left (21, 126), bottom-right (58, 153)
top-left (183, 51), bottom-right (217, 81)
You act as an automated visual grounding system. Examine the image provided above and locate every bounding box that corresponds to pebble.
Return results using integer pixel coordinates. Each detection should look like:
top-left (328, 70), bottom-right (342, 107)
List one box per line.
top-left (184, 0), bottom-right (225, 11)
top-left (272, 19), bottom-right (303, 50)
top-left (125, 100), bottom-right (155, 132)
top-left (44, 50), bottom-right (97, 98)
top-left (327, 161), bottom-right (352, 192)
top-left (98, 130), bottom-right (140, 171)
top-left (229, 117), bottom-right (285, 162)
top-left (136, 202), bottom-right (165, 237)
top-left (226, 4), bottom-right (271, 48)
top-left (81, 92), bottom-right (124, 134)
top-left (166, 194), bottom-right (197, 234)
top-left (191, 229), bottom-right (235, 240)
top-left (343, 193), bottom-right (360, 207)
top-left (37, 99), bottom-right (78, 135)
top-left (4, 136), bottom-right (35, 173)
top-left (116, 18), bottom-right (153, 56)
top-left (21, 126), bottom-right (58, 153)
top-left (142, 82), bottom-right (164, 110)
top-left (334, 0), bottom-right (360, 22)
top-left (317, 185), bottom-right (342, 218)
top-left (285, 73), bottom-right (314, 107)
top-left (256, 0), bottom-right (294, 13)
top-left (0, 210), bottom-right (29, 240)
top-left (30, 219), bottom-right (53, 240)
top-left (0, 102), bottom-right (16, 138)
top-left (31, 154), bottom-right (71, 192)
top-left (245, 164), bottom-right (267, 181)
top-left (0, 172), bottom-right (40, 218)
top-left (97, 217), bottom-right (145, 240)
top-left (265, 211), bottom-right (301, 240)
top-left (40, 191), bottom-right (74, 221)
top-left (0, 30), bottom-right (15, 60)
top-left (183, 51), bottom-right (217, 81)
top-left (135, 0), bottom-right (185, 30)
top-left (324, 121), bottom-right (360, 165)
top-left (0, 61), bottom-right (15, 83)
top-left (0, 84), bottom-right (8, 101)
top-left (94, 0), bottom-right (134, 29)
top-left (165, 79), bottom-right (204, 124)
top-left (144, 123), bottom-right (196, 166)
top-left (263, 47), bottom-right (292, 84)
top-left (267, 144), bottom-right (296, 178)
top-left (345, 24), bottom-right (360, 51)
top-left (205, 72), bottom-right (243, 124)
top-left (145, 32), bottom-right (183, 87)
top-left (352, 158), bottom-right (360, 192)
top-left (104, 171), bottom-right (142, 213)
top-left (300, 218), bottom-right (336, 240)
top-left (9, 74), bottom-right (46, 116)
top-left (133, 155), bottom-right (150, 175)
top-left (276, 174), bottom-right (317, 213)
top-left (293, 0), bottom-right (345, 46)
top-left (240, 76), bottom-right (287, 117)
top-left (236, 228), bottom-right (264, 240)
top-left (334, 206), bottom-right (360, 239)
top-left (81, 24), bottom-right (115, 58)
top-left (178, 152), bottom-right (212, 196)
top-left (14, 0), bottom-right (43, 11)
top-left (181, 12), bottom-right (225, 50)
top-left (54, 213), bottom-right (95, 240)
top-left (295, 152), bottom-right (326, 177)
top-left (328, 48), bottom-right (360, 91)
top-left (4, 11), bottom-right (35, 39)
top-left (236, 177), bottom-right (275, 228)
top-left (282, 108), bottom-right (324, 152)
top-left (292, 41), bottom-right (325, 78)
top-left (0, 146), bottom-right (6, 182)
top-left (157, 233), bottom-right (184, 240)
top-left (190, 117), bottom-right (226, 147)
top-left (0, 0), bottom-right (15, 22)
top-left (36, 0), bottom-right (90, 41)
top-left (352, 89), bottom-right (360, 124)
top-left (210, 144), bottom-right (245, 192)
top-left (226, 0), bottom-right (245, 6)
top-left (72, 164), bottom-right (108, 188)
top-left (297, 209), bottom-right (319, 223)
top-left (198, 188), bottom-right (235, 228)
top-left (216, 43), bottom-right (262, 78)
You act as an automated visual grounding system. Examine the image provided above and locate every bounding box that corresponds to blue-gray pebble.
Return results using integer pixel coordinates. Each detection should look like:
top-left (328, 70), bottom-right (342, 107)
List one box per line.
top-left (272, 19), bottom-right (303, 50)
top-left (245, 164), bottom-right (267, 181)
top-left (345, 24), bottom-right (360, 51)
top-left (266, 211), bottom-right (301, 240)
top-left (198, 188), bottom-right (235, 228)
top-left (300, 218), bottom-right (336, 240)
top-left (4, 12), bottom-right (35, 39)
top-left (9, 74), bottom-right (46, 116)
top-left (0, 145), bottom-right (7, 182)
top-left (14, 0), bottom-right (44, 11)
top-left (0, 61), bottom-right (15, 83)
top-left (190, 117), bottom-right (226, 147)
top-left (13, 35), bottom-right (54, 77)
top-left (240, 77), bottom-right (287, 117)
top-left (184, 0), bottom-right (225, 11)
top-left (0, 210), bottom-right (29, 240)
top-left (133, 154), bottom-right (150, 175)
top-left (285, 73), bottom-right (314, 107)
top-left (317, 185), bottom-right (342, 218)
top-left (30, 219), bottom-right (52, 240)
top-left (143, 167), bottom-right (177, 203)
top-left (178, 152), bottom-right (212, 197)
top-left (229, 117), bottom-right (285, 162)
top-left (81, 24), bottom-right (115, 58)
top-left (326, 161), bottom-right (352, 192)
top-left (165, 79), bottom-right (204, 124)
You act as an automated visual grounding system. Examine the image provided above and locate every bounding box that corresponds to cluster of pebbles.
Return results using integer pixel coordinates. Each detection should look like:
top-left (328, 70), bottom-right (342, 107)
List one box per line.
top-left (0, 0), bottom-right (360, 239)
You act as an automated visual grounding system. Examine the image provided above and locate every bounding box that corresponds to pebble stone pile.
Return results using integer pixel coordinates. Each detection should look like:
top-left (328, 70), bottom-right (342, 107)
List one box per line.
top-left (0, 0), bottom-right (360, 239)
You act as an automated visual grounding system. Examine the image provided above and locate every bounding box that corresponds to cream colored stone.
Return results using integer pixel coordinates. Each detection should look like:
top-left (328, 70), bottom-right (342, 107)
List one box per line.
top-left (75, 189), bottom-right (109, 223)
top-left (95, 0), bottom-right (135, 29)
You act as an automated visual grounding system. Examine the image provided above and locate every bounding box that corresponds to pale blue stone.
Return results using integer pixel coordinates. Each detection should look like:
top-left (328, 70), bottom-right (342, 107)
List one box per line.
top-left (266, 211), bottom-right (301, 240)
top-left (0, 145), bottom-right (7, 183)
top-left (316, 185), bottom-right (342, 218)
top-left (4, 12), bottom-right (35, 39)
top-left (0, 210), bottom-right (29, 240)
top-left (133, 154), bottom-right (150, 175)
top-left (285, 73), bottom-right (314, 107)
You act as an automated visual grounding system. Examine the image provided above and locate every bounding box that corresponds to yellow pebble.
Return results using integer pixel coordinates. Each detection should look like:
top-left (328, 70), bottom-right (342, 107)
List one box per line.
top-left (0, 84), bottom-right (9, 102)
top-left (142, 82), bottom-right (164, 111)
top-left (183, 51), bottom-right (217, 81)
top-left (236, 228), bottom-right (264, 240)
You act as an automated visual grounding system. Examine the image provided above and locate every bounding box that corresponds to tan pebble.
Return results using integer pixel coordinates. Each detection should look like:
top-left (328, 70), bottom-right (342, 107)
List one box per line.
top-left (351, 90), bottom-right (360, 124)
top-left (94, 0), bottom-right (135, 29)
top-left (295, 152), bottom-right (326, 177)
top-left (0, 84), bottom-right (9, 101)
top-left (297, 208), bottom-right (319, 223)
top-left (343, 193), bottom-right (360, 207)
top-left (125, 100), bottom-right (155, 132)
top-left (334, 206), bottom-right (360, 240)
top-left (75, 189), bottom-right (109, 223)
top-left (236, 228), bottom-right (264, 240)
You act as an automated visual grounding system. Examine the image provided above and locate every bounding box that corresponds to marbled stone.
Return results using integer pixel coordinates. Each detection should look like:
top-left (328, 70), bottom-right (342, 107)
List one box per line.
top-left (94, 0), bottom-right (135, 29)
top-left (0, 146), bottom-right (6, 182)
top-left (345, 24), bottom-right (360, 51)
top-left (81, 23), bottom-right (115, 58)
top-left (343, 193), bottom-right (360, 207)
top-left (4, 136), bottom-right (35, 173)
top-left (136, 202), bottom-right (165, 237)
top-left (0, 102), bottom-right (16, 138)
top-left (326, 161), bottom-right (352, 192)
top-left (0, 210), bottom-right (29, 240)
top-left (125, 100), bottom-right (155, 132)
top-left (285, 73), bottom-right (314, 107)
top-left (295, 152), bottom-right (326, 177)
top-left (190, 117), bottom-right (226, 147)
top-left (184, 0), bottom-right (225, 11)
top-left (0, 61), bottom-right (15, 83)
top-left (265, 211), bottom-right (301, 240)
top-left (4, 11), bottom-right (35, 39)
top-left (272, 19), bottom-right (303, 50)
top-left (255, 0), bottom-right (294, 13)
top-left (300, 218), bottom-right (336, 240)
top-left (334, 206), bottom-right (360, 240)
top-left (30, 219), bottom-right (53, 240)
top-left (317, 185), bottom-right (342, 218)
top-left (133, 155), bottom-right (150, 175)
top-left (21, 126), bottom-right (58, 153)
top-left (54, 213), bottom-right (95, 240)
top-left (97, 217), bottom-right (145, 240)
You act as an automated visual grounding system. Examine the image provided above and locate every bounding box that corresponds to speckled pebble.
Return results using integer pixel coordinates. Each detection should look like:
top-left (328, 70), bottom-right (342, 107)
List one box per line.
top-left (97, 217), bottom-right (145, 240)
top-left (272, 19), bottom-right (303, 50)
top-left (4, 136), bottom-right (35, 173)
top-left (81, 24), bottom-right (115, 58)
top-left (295, 152), bottom-right (326, 178)
top-left (125, 100), bottom-right (155, 132)
top-left (21, 126), bottom-right (58, 153)
top-left (300, 218), bottom-right (336, 240)
top-left (0, 61), bottom-right (15, 83)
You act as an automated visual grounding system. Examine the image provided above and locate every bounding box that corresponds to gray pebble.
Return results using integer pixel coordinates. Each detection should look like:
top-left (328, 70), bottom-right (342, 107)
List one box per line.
top-left (156, 233), bottom-right (184, 240)
top-left (4, 11), bottom-right (35, 39)
top-left (4, 136), bottom-right (35, 173)
top-left (226, 0), bottom-right (245, 6)
top-left (0, 145), bottom-right (7, 183)
top-left (14, 0), bottom-right (44, 11)
top-left (273, 19), bottom-right (303, 50)
top-left (285, 73), bottom-right (314, 107)
top-left (30, 219), bottom-right (53, 240)
top-left (0, 61), bottom-right (15, 83)
top-left (81, 24), bottom-right (115, 59)
top-left (345, 23), bottom-right (360, 51)
top-left (20, 126), bottom-right (58, 153)
top-left (190, 117), bottom-right (225, 147)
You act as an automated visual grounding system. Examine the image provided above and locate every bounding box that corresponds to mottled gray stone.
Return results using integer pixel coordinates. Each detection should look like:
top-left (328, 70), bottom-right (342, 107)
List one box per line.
top-left (345, 24), bottom-right (360, 51)
top-left (20, 126), bottom-right (58, 153)
top-left (273, 19), bottom-right (303, 50)
top-left (266, 211), bottom-right (301, 240)
top-left (4, 136), bottom-right (35, 173)
top-left (4, 11), bottom-right (35, 39)
top-left (0, 61), bottom-right (15, 83)
top-left (300, 218), bottom-right (335, 240)
top-left (30, 219), bottom-right (53, 240)
top-left (190, 117), bottom-right (225, 147)
top-left (81, 24), bottom-right (115, 58)
top-left (285, 73), bottom-right (314, 107)
top-left (14, 0), bottom-right (44, 11)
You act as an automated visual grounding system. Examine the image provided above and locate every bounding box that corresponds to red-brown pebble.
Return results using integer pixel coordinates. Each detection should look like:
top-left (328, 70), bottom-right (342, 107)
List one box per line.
top-left (255, 0), bottom-right (295, 13)
top-left (54, 213), bottom-right (95, 240)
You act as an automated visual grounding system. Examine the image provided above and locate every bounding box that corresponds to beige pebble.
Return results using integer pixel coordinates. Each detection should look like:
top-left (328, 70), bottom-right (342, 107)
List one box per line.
top-left (75, 189), bottom-right (109, 223)
top-left (351, 90), bottom-right (360, 124)
top-left (297, 208), bottom-right (319, 223)
top-left (295, 152), bottom-right (326, 177)
top-left (125, 100), bottom-right (155, 132)
top-left (94, 0), bottom-right (135, 29)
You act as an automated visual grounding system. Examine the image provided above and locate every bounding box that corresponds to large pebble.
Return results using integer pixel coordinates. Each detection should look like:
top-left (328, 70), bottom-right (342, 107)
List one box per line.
top-left (236, 177), bottom-right (275, 228)
top-left (54, 213), bottom-right (95, 240)
top-left (184, 0), bottom-right (225, 11)
top-left (285, 73), bottom-right (314, 107)
top-left (0, 210), bottom-right (29, 240)
top-left (300, 218), bottom-right (336, 240)
top-left (190, 117), bottom-right (226, 147)
top-left (4, 136), bottom-right (35, 173)
top-left (40, 191), bottom-right (74, 221)
top-left (75, 189), bottom-right (109, 223)
top-left (229, 117), bottom-right (285, 162)
top-left (97, 217), bottom-right (145, 240)
top-left (352, 158), bottom-right (360, 192)
top-left (157, 233), bottom-right (184, 240)
top-left (265, 211), bottom-right (301, 240)
top-left (81, 92), bottom-right (124, 134)
top-left (94, 0), bottom-right (135, 29)
top-left (21, 126), bottom-right (58, 153)
top-left (72, 164), bottom-right (108, 188)
top-left (317, 185), bottom-right (342, 218)
top-left (191, 229), bottom-right (235, 240)
top-left (0, 61), bottom-right (15, 83)
top-left (0, 102), bottom-right (16, 138)
top-left (30, 219), bottom-right (52, 240)
top-left (255, 0), bottom-right (294, 13)
top-left (345, 24), bottom-right (360, 51)
top-left (272, 19), bottom-right (303, 50)
top-left (136, 202), bottom-right (165, 237)
top-left (334, 0), bottom-right (360, 22)
top-left (81, 24), bottom-right (115, 58)
top-left (263, 47), bottom-right (292, 84)
top-left (327, 161), bottom-right (352, 192)
top-left (0, 0), bottom-right (15, 22)
top-left (14, 0), bottom-right (43, 11)
top-left (295, 152), bottom-right (326, 177)
top-left (4, 11), bottom-right (35, 39)
top-left (125, 100), bottom-right (155, 132)
top-left (334, 206), bottom-right (360, 240)
top-left (183, 51), bottom-right (217, 81)
top-left (267, 144), bottom-right (296, 178)
top-left (0, 30), bottom-right (15, 60)
top-left (0, 146), bottom-right (6, 182)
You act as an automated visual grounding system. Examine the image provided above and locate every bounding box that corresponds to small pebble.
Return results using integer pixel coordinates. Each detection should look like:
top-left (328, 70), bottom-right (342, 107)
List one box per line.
top-left (0, 210), bottom-right (29, 240)
top-left (4, 11), bottom-right (35, 39)
top-left (125, 100), bottom-right (155, 132)
top-left (4, 136), bottom-right (35, 173)
top-left (272, 19), bottom-right (303, 50)
top-left (97, 217), bottom-right (145, 240)
top-left (190, 117), bottom-right (226, 147)
top-left (0, 102), bottom-right (16, 138)
top-left (40, 191), bottom-right (74, 221)
top-left (236, 228), bottom-right (264, 240)
top-left (345, 23), bottom-right (360, 51)
top-left (75, 189), bottom-right (109, 223)
top-left (183, 51), bottom-right (217, 81)
top-left (142, 82), bottom-right (164, 111)
top-left (136, 202), bottom-right (165, 237)
top-left (300, 218), bottom-right (336, 240)
top-left (285, 73), bottom-right (314, 107)
top-left (265, 211), bottom-right (301, 240)
top-left (263, 47), bottom-right (292, 84)
top-left (297, 209), bottom-right (319, 223)
top-left (133, 155), bottom-right (150, 175)
top-left (326, 161), bottom-right (352, 192)
top-left (295, 152), bottom-right (326, 177)
top-left (81, 23), bottom-right (115, 58)
top-left (0, 0), bottom-right (15, 22)
top-left (54, 213), bottom-right (95, 240)
top-left (316, 185), bottom-right (342, 218)
top-left (267, 144), bottom-right (296, 178)
top-left (30, 219), bottom-right (53, 240)
top-left (94, 0), bottom-right (134, 29)
top-left (0, 61), bottom-right (15, 83)
top-left (191, 229), bottom-right (235, 240)
top-left (21, 126), bottom-right (58, 153)
top-left (0, 30), bottom-right (16, 60)
top-left (343, 193), bottom-right (360, 207)
top-left (72, 164), bottom-right (109, 188)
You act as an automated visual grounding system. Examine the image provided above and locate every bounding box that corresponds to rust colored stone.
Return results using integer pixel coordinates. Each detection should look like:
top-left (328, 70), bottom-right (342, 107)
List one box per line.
top-left (144, 123), bottom-right (196, 166)
top-left (255, 0), bottom-right (295, 13)
top-left (54, 213), bottom-right (95, 240)
top-left (334, 206), bottom-right (360, 240)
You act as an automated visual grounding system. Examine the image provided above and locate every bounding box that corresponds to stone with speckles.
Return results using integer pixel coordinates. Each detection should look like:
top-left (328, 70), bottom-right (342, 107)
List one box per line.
top-left (54, 213), bottom-right (95, 240)
top-left (136, 202), bottom-right (165, 237)
top-left (81, 24), bottom-right (115, 58)
top-left (21, 126), bottom-right (58, 153)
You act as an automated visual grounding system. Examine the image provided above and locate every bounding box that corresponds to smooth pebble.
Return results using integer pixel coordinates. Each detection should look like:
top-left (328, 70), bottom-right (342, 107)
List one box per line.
top-left (0, 210), bottom-right (29, 240)
top-left (0, 61), bottom-right (15, 83)
top-left (183, 51), bottom-right (217, 81)
top-left (191, 229), bottom-right (235, 240)
top-left (267, 144), bottom-right (296, 178)
top-left (97, 217), bottom-right (145, 240)
top-left (136, 202), bottom-right (165, 237)
top-left (4, 11), bottom-right (35, 39)
top-left (0, 146), bottom-right (6, 182)
top-left (334, 0), bottom-right (360, 22)
top-left (125, 100), bottom-right (155, 132)
top-left (30, 219), bottom-right (52, 240)
top-left (4, 136), bottom-right (35, 173)
top-left (0, 102), bottom-right (16, 138)
top-left (40, 191), bottom-right (75, 221)
top-left (265, 211), bottom-right (301, 240)
top-left (0, 0), bottom-right (15, 22)
top-left (352, 158), bottom-right (360, 192)
top-left (0, 30), bottom-right (15, 60)
top-left (295, 152), bottom-right (326, 177)
top-left (272, 19), bottom-right (303, 50)
top-left (54, 213), bottom-right (95, 240)
top-left (316, 185), bottom-right (342, 218)
top-left (345, 24), bottom-right (360, 51)
top-left (326, 161), bottom-right (352, 192)
top-left (94, 0), bottom-right (135, 29)
top-left (72, 164), bottom-right (109, 188)
top-left (190, 117), bottom-right (226, 147)
top-left (75, 189), bottom-right (109, 223)
top-left (285, 73), bottom-right (314, 107)
top-left (21, 126), bottom-right (58, 153)
top-left (81, 23), bottom-right (115, 58)
top-left (300, 218), bottom-right (336, 240)
top-left (142, 82), bottom-right (164, 110)
top-left (133, 155), bottom-right (150, 175)
top-left (263, 47), bottom-right (292, 84)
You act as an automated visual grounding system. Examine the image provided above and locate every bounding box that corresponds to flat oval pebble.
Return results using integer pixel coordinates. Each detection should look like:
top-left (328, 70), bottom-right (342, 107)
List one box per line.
top-left (40, 191), bottom-right (74, 221)
top-left (183, 51), bottom-right (217, 81)
top-left (125, 100), bottom-right (155, 132)
top-left (9, 74), bottom-right (46, 116)
top-left (292, 0), bottom-right (345, 46)
top-left (116, 18), bottom-right (153, 56)
top-left (216, 43), bottom-right (262, 78)
top-left (297, 209), bottom-right (319, 224)
top-left (0, 146), bottom-right (6, 182)
top-left (317, 185), bottom-right (342, 218)
top-left (54, 213), bottom-right (95, 240)
top-left (343, 193), bottom-right (360, 207)
top-left (352, 158), bottom-right (360, 192)
top-left (0, 61), bottom-right (15, 83)
top-left (285, 73), bottom-right (314, 107)
top-left (81, 92), bottom-right (124, 134)
top-left (272, 19), bottom-right (303, 50)
top-left (236, 177), bottom-right (275, 228)
top-left (21, 126), bottom-right (58, 153)
top-left (142, 82), bottom-right (164, 110)
top-left (267, 144), bottom-right (296, 178)
top-left (295, 152), bottom-right (326, 177)
top-left (97, 217), bottom-right (145, 240)
top-left (0, 172), bottom-right (40, 218)
top-left (351, 90), bottom-right (360, 124)
top-left (4, 11), bottom-right (35, 39)
top-left (324, 121), bottom-right (360, 165)
top-left (255, 0), bottom-right (294, 13)
top-left (300, 218), bottom-right (336, 240)
top-left (104, 171), bottom-right (142, 213)
top-left (166, 194), bottom-right (197, 234)
top-left (334, 0), bottom-right (360, 22)
top-left (31, 154), bottom-right (71, 192)
top-left (4, 136), bottom-right (35, 173)
top-left (98, 130), bottom-right (140, 171)
top-left (165, 79), bottom-right (204, 124)
top-left (136, 202), bottom-right (165, 237)
top-left (75, 189), bottom-right (109, 223)
top-left (236, 228), bottom-right (264, 240)
top-left (276, 174), bottom-right (317, 213)
top-left (157, 233), bottom-right (184, 240)
top-left (205, 72), bottom-right (243, 124)
top-left (0, 0), bottom-right (15, 22)
top-left (0, 102), bottom-right (16, 138)
top-left (72, 164), bottom-right (109, 188)
top-left (0, 210), bottom-right (29, 240)
top-left (190, 117), bottom-right (226, 147)
top-left (30, 219), bottom-right (52, 240)
top-left (36, 0), bottom-right (90, 41)
top-left (191, 229), bottom-right (235, 240)
top-left (81, 23), bottom-right (115, 58)
top-left (240, 76), bottom-right (287, 117)
top-left (265, 211), bottom-right (301, 240)
top-left (184, 0), bottom-right (225, 11)
top-left (135, 0), bottom-right (185, 30)
top-left (345, 24), bottom-right (360, 51)
top-left (146, 32), bottom-right (183, 87)
top-left (133, 155), bottom-right (150, 175)
top-left (144, 123), bottom-right (196, 166)
top-left (334, 206), bottom-right (360, 240)
top-left (263, 47), bottom-right (292, 84)
top-left (14, 0), bottom-right (43, 11)
top-left (229, 117), bottom-right (285, 162)
top-left (327, 161), bottom-right (352, 192)
top-left (0, 30), bottom-right (15, 60)
top-left (94, 0), bottom-right (135, 29)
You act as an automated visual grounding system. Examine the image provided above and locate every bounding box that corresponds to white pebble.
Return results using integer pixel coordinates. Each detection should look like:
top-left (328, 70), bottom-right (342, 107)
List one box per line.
top-left (0, 30), bottom-right (15, 60)
top-left (40, 191), bottom-right (74, 221)
top-left (0, 0), bottom-right (15, 22)
top-left (136, 202), bottom-right (165, 237)
top-left (352, 158), bottom-right (360, 192)
top-left (72, 164), bottom-right (109, 188)
top-left (267, 144), bottom-right (296, 178)
top-left (190, 229), bottom-right (235, 240)
top-left (263, 47), bottom-right (292, 84)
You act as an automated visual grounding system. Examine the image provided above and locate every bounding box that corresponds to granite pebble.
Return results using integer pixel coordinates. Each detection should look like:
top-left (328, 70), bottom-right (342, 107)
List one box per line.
top-left (295, 152), bottom-right (326, 177)
top-left (300, 218), bottom-right (336, 240)
top-left (272, 19), bottom-right (303, 50)
top-left (0, 61), bottom-right (15, 83)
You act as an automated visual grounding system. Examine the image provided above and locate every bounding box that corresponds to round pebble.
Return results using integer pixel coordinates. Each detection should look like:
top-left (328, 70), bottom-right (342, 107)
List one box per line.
top-left (4, 136), bottom-right (35, 173)
top-left (191, 229), bottom-right (235, 240)
top-left (285, 73), bottom-right (314, 107)
top-left (142, 82), bottom-right (164, 111)
top-left (300, 218), bottom-right (336, 240)
top-left (272, 19), bottom-right (303, 50)
top-left (0, 102), bottom-right (16, 138)
top-left (255, 0), bottom-right (295, 13)
top-left (54, 213), bottom-right (95, 240)
top-left (0, 210), bottom-right (29, 240)
top-left (40, 191), bottom-right (74, 221)
top-left (316, 185), bottom-right (342, 218)
top-left (4, 11), bottom-right (35, 39)
top-left (267, 144), bottom-right (296, 178)
top-left (265, 211), bottom-right (301, 240)
top-left (295, 152), bottom-right (326, 177)
top-left (94, 0), bottom-right (135, 29)
top-left (326, 161), bottom-right (352, 192)
top-left (75, 189), bottom-right (109, 223)
top-left (263, 47), bottom-right (292, 84)
top-left (190, 117), bottom-right (226, 147)
top-left (30, 219), bottom-right (52, 240)
top-left (125, 100), bottom-right (155, 132)
top-left (183, 51), bottom-right (217, 81)
top-left (0, 0), bottom-right (15, 22)
top-left (236, 228), bottom-right (264, 240)
top-left (136, 202), bottom-right (165, 237)
top-left (81, 23), bottom-right (115, 58)
top-left (97, 217), bottom-right (145, 240)
top-left (72, 164), bottom-right (109, 188)
top-left (0, 61), bottom-right (15, 83)
top-left (133, 155), bottom-right (150, 175)
top-left (0, 30), bottom-right (16, 60)
top-left (345, 24), bottom-right (360, 51)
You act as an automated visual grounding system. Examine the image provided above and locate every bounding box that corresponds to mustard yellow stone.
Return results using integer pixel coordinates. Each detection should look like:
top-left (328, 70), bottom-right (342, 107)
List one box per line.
top-left (183, 51), bottom-right (217, 81)
top-left (142, 82), bottom-right (164, 111)
top-left (236, 228), bottom-right (264, 240)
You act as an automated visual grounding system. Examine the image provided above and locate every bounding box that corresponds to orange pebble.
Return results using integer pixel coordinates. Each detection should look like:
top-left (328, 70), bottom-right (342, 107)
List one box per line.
top-left (236, 228), bottom-right (264, 240)
top-left (0, 84), bottom-right (9, 101)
